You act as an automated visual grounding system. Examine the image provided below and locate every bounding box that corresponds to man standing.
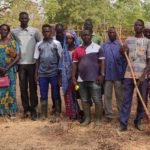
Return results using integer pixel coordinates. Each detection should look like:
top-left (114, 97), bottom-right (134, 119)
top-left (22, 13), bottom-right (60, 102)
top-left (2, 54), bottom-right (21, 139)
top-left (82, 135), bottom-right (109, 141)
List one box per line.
top-left (55, 23), bottom-right (64, 47)
top-left (144, 22), bottom-right (150, 106)
top-left (102, 27), bottom-right (126, 122)
top-left (72, 30), bottom-right (105, 126)
top-left (11, 12), bottom-right (41, 120)
top-left (34, 24), bottom-right (62, 119)
top-left (83, 19), bottom-right (102, 45)
top-left (143, 22), bottom-right (150, 39)
top-left (119, 19), bottom-right (150, 131)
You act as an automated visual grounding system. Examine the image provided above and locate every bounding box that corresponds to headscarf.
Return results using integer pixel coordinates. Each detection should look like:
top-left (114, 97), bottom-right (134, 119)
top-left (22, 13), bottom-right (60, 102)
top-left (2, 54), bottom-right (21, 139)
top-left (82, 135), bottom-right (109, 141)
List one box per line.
top-left (59, 30), bottom-right (80, 95)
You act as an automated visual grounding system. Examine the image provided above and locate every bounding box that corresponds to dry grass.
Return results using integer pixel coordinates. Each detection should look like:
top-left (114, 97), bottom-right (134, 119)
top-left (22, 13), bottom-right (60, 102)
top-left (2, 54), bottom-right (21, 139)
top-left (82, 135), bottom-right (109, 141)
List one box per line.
top-left (0, 79), bottom-right (150, 150)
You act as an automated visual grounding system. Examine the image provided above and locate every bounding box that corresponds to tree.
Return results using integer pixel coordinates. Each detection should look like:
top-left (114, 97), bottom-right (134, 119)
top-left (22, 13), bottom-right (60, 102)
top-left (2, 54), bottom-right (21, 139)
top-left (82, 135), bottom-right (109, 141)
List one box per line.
top-left (0, 0), bottom-right (44, 28)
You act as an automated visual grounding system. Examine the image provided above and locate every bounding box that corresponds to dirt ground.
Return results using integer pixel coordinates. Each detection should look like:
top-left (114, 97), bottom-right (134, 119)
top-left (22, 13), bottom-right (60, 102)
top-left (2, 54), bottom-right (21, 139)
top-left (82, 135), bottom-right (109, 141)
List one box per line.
top-left (0, 79), bottom-right (150, 150)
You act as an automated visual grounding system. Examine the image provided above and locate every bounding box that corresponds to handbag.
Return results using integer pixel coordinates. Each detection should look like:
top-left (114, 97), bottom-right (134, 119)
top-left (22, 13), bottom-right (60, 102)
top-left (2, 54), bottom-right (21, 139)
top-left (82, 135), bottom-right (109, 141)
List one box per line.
top-left (0, 76), bottom-right (10, 87)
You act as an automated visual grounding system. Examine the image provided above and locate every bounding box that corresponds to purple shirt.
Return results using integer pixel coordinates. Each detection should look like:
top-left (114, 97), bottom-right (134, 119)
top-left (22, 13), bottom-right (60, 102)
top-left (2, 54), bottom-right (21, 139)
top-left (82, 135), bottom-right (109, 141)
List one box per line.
top-left (101, 40), bottom-right (126, 80)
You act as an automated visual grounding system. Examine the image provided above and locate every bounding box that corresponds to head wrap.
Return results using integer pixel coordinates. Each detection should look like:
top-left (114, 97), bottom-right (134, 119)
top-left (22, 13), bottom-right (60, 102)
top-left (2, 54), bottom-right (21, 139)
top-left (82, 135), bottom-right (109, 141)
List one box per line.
top-left (58, 30), bottom-right (80, 95)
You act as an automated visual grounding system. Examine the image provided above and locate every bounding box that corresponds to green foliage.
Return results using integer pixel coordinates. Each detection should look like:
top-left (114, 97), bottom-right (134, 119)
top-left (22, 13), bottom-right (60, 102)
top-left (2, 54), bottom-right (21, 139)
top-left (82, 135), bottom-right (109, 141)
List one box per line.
top-left (0, 0), bottom-right (44, 28)
top-left (43, 0), bottom-right (149, 30)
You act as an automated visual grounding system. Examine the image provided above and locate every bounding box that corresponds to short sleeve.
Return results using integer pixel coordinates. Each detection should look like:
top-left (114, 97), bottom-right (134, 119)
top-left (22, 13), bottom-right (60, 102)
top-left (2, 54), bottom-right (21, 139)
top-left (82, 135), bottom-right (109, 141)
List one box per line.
top-left (98, 47), bottom-right (105, 60)
top-left (72, 49), bottom-right (79, 62)
top-left (147, 39), bottom-right (150, 58)
top-left (15, 41), bottom-right (20, 53)
top-left (56, 42), bottom-right (63, 57)
top-left (34, 43), bottom-right (40, 59)
top-left (35, 29), bottom-right (42, 42)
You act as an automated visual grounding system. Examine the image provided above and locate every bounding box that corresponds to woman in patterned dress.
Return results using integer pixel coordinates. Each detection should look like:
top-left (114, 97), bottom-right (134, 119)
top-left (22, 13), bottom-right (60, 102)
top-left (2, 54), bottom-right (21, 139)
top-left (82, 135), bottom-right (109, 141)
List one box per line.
top-left (0, 24), bottom-right (20, 116)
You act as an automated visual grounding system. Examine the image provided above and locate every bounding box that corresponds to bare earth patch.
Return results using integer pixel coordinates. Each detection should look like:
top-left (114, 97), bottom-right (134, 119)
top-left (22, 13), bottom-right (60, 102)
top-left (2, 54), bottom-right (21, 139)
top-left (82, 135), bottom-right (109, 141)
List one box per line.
top-left (0, 79), bottom-right (150, 150)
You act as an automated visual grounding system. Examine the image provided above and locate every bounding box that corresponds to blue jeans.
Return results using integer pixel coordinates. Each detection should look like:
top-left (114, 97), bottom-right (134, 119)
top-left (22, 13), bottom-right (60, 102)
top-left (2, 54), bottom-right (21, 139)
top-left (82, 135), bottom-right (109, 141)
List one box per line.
top-left (39, 76), bottom-right (61, 102)
top-left (120, 78), bottom-right (148, 128)
top-left (78, 81), bottom-right (102, 103)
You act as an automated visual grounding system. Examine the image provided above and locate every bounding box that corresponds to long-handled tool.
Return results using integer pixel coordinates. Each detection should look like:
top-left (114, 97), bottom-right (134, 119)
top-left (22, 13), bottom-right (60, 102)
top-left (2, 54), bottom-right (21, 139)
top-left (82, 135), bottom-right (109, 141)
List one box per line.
top-left (117, 33), bottom-right (150, 129)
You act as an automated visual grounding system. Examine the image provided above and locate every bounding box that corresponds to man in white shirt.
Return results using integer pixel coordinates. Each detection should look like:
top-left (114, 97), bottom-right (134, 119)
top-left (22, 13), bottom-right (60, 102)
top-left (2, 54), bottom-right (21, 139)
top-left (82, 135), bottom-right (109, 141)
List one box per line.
top-left (11, 12), bottom-right (41, 120)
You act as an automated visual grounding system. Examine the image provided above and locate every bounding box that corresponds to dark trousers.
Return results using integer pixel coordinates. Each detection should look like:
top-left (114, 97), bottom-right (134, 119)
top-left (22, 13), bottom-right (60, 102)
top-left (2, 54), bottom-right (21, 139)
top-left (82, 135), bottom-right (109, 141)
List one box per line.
top-left (18, 64), bottom-right (38, 114)
top-left (120, 78), bottom-right (148, 128)
top-left (39, 75), bottom-right (61, 102)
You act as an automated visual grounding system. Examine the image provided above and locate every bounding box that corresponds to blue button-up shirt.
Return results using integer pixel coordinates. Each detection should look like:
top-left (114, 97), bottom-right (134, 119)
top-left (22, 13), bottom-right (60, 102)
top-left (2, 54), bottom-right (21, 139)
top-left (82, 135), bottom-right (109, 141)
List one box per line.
top-left (101, 40), bottom-right (126, 80)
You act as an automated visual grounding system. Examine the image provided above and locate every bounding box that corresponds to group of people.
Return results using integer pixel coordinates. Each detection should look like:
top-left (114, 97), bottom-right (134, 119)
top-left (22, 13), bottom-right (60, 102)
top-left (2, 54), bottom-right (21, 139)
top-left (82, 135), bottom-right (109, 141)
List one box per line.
top-left (0, 11), bottom-right (150, 132)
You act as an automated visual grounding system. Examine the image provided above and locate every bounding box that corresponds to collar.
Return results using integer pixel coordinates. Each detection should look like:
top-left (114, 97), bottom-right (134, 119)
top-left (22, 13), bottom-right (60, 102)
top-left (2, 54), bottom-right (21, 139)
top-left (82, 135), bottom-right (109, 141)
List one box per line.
top-left (43, 38), bottom-right (53, 43)
top-left (80, 41), bottom-right (93, 48)
top-left (19, 26), bottom-right (29, 31)
top-left (107, 40), bottom-right (119, 44)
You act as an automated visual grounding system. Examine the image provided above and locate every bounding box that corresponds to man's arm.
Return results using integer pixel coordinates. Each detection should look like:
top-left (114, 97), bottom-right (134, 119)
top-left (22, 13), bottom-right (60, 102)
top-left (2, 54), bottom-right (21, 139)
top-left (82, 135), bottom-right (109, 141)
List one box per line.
top-left (33, 42), bottom-right (40, 82)
top-left (72, 62), bottom-right (77, 85)
top-left (35, 59), bottom-right (39, 82)
top-left (97, 47), bottom-right (105, 84)
top-left (138, 40), bottom-right (150, 84)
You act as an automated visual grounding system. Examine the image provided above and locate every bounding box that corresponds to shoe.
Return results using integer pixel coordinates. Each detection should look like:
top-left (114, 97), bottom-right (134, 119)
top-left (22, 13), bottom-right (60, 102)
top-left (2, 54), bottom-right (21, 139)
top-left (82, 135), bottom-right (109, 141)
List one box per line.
top-left (134, 124), bottom-right (144, 131)
top-left (54, 100), bottom-right (61, 114)
top-left (21, 112), bottom-right (29, 119)
top-left (106, 117), bottom-right (112, 123)
top-left (81, 102), bottom-right (91, 126)
top-left (95, 102), bottom-right (103, 126)
top-left (31, 113), bottom-right (37, 121)
top-left (41, 101), bottom-right (48, 119)
top-left (118, 126), bottom-right (127, 132)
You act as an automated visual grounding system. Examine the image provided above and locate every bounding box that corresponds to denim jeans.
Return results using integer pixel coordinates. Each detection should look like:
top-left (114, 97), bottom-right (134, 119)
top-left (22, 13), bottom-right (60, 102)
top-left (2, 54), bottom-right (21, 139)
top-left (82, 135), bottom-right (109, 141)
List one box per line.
top-left (39, 75), bottom-right (61, 102)
top-left (78, 81), bottom-right (102, 103)
top-left (120, 78), bottom-right (148, 128)
top-left (18, 64), bottom-right (38, 114)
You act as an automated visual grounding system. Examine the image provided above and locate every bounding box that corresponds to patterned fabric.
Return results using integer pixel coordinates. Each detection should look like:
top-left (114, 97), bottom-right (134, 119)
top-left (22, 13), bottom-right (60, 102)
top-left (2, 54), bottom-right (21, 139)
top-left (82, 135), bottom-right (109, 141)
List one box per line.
top-left (59, 30), bottom-right (81, 119)
top-left (124, 37), bottom-right (150, 79)
top-left (64, 85), bottom-right (81, 119)
top-left (59, 30), bottom-right (80, 94)
top-left (0, 40), bottom-right (19, 115)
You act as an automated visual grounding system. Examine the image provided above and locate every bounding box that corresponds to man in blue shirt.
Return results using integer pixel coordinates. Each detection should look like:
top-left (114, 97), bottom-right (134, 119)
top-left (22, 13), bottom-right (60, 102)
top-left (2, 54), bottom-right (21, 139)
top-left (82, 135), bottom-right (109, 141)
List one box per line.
top-left (101, 27), bottom-right (126, 122)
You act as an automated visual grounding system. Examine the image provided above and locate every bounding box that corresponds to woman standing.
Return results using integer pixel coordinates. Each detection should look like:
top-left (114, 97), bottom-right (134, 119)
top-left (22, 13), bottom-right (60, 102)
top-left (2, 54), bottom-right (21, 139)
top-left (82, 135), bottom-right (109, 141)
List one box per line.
top-left (59, 30), bottom-right (81, 120)
top-left (0, 24), bottom-right (20, 116)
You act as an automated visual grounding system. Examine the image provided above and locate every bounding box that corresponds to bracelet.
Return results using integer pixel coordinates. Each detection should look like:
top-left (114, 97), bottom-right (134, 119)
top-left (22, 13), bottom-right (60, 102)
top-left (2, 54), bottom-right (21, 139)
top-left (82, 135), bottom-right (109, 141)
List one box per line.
top-left (100, 73), bottom-right (105, 76)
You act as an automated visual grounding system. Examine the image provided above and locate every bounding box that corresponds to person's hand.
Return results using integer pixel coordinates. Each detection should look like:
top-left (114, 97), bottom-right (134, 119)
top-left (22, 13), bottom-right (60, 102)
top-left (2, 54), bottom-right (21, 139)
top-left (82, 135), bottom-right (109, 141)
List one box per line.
top-left (96, 74), bottom-right (104, 85)
top-left (137, 74), bottom-right (145, 86)
top-left (120, 44), bottom-right (128, 54)
top-left (34, 74), bottom-right (39, 83)
top-left (72, 77), bottom-right (77, 85)
top-left (0, 67), bottom-right (7, 75)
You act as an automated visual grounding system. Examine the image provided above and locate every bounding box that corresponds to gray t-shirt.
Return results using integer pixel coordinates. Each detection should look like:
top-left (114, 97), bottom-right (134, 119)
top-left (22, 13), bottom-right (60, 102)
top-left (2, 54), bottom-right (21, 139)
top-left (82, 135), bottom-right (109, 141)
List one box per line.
top-left (11, 26), bottom-right (41, 64)
top-left (34, 39), bottom-right (63, 77)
